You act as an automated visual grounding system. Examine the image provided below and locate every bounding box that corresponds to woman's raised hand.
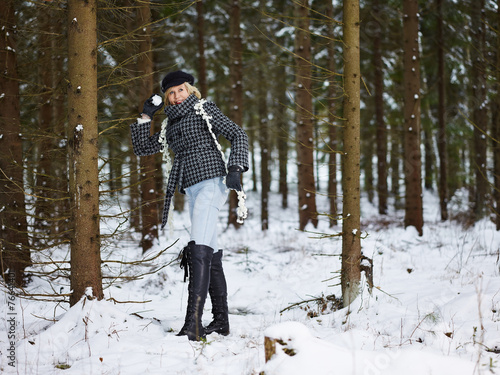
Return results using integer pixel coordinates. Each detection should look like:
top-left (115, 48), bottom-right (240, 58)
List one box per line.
top-left (141, 94), bottom-right (164, 118)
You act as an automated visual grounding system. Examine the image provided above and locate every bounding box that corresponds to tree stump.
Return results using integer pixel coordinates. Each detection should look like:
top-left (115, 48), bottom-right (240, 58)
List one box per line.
top-left (264, 336), bottom-right (296, 362)
top-left (264, 336), bottom-right (277, 362)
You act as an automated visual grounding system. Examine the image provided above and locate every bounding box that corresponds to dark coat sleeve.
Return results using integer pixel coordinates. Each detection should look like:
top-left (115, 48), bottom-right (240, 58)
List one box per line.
top-left (129, 121), bottom-right (162, 156)
top-left (205, 101), bottom-right (249, 172)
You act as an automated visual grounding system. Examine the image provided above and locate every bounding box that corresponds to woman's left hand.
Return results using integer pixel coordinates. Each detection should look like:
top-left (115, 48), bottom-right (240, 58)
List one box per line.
top-left (226, 165), bottom-right (243, 191)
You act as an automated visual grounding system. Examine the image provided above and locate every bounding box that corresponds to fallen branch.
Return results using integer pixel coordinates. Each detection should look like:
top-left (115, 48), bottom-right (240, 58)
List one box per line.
top-left (280, 294), bottom-right (342, 314)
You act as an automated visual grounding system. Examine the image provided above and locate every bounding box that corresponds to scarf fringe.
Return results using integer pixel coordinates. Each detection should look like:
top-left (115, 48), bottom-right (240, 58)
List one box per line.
top-left (158, 99), bottom-right (248, 232)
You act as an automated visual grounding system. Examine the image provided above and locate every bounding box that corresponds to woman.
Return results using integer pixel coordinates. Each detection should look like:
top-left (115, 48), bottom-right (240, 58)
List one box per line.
top-left (130, 70), bottom-right (249, 341)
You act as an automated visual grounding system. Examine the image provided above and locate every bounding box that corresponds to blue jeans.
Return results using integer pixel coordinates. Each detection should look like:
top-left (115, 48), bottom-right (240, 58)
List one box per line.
top-left (185, 177), bottom-right (228, 251)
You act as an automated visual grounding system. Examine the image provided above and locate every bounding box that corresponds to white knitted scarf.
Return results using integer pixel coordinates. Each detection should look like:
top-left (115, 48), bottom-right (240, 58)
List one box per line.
top-left (158, 116), bottom-right (175, 235)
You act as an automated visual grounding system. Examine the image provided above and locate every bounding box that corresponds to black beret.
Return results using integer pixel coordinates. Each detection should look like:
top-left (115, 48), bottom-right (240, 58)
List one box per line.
top-left (161, 70), bottom-right (195, 93)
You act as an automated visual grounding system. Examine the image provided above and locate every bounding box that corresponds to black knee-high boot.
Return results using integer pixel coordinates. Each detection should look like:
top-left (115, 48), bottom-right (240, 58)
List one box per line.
top-left (205, 250), bottom-right (230, 335)
top-left (177, 241), bottom-right (213, 341)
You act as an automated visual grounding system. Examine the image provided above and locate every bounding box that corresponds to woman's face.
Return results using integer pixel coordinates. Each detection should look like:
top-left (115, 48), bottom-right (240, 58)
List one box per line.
top-left (166, 83), bottom-right (189, 105)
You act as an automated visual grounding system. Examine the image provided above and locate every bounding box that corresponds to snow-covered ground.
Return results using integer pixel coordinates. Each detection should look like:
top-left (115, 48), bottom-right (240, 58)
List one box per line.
top-left (1, 189), bottom-right (499, 374)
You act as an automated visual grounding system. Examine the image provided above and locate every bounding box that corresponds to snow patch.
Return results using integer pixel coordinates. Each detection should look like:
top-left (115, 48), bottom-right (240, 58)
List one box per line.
top-left (6, 191), bottom-right (499, 374)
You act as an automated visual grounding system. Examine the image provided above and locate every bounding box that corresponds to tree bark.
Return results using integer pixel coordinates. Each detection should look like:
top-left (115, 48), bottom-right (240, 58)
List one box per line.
top-left (422, 101), bottom-right (434, 191)
top-left (276, 64), bottom-right (289, 209)
top-left (436, 0), bottom-right (448, 221)
top-left (137, 2), bottom-right (159, 252)
top-left (196, 0), bottom-right (207, 98)
top-left (67, 0), bottom-right (103, 305)
top-left (122, 0), bottom-right (140, 231)
top-left (403, 0), bottom-right (423, 236)
top-left (470, 0), bottom-right (488, 220)
top-left (50, 5), bottom-right (70, 237)
top-left (341, 0), bottom-right (362, 307)
top-left (259, 68), bottom-right (270, 231)
top-left (364, 128), bottom-right (375, 203)
top-left (228, 0), bottom-right (244, 228)
top-left (372, 0), bottom-right (388, 215)
top-left (294, 0), bottom-right (318, 231)
top-left (495, 0), bottom-right (500, 230)
top-left (274, 0), bottom-right (289, 210)
top-left (35, 9), bottom-right (56, 234)
top-left (390, 117), bottom-right (402, 209)
top-left (258, 0), bottom-right (270, 230)
top-left (326, 0), bottom-right (338, 226)
top-left (0, 0), bottom-right (31, 287)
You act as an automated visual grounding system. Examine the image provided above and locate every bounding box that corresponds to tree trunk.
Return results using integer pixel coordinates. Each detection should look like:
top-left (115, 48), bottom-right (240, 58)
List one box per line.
top-left (248, 120), bottom-right (258, 192)
top-left (137, 3), bottom-right (159, 252)
top-left (259, 68), bottom-right (270, 231)
top-left (0, 0), bottom-right (31, 287)
top-left (470, 0), bottom-right (488, 220)
top-left (273, 0), bottom-right (289, 210)
top-left (51, 7), bottom-right (70, 237)
top-left (326, 0), bottom-right (338, 226)
top-left (258, 0), bottom-right (270, 230)
top-left (341, 0), bottom-right (362, 307)
top-left (196, 0), bottom-right (207, 98)
top-left (495, 0), bottom-right (500, 230)
top-left (35, 4), bottom-right (69, 238)
top-left (373, 0), bottom-right (388, 215)
top-left (364, 129), bottom-right (375, 203)
top-left (403, 0), bottom-right (423, 236)
top-left (294, 0), bottom-right (318, 231)
top-left (390, 119), bottom-right (402, 209)
top-left (123, 0), bottom-right (140, 231)
top-left (436, 0), bottom-right (448, 221)
top-left (67, 0), bottom-right (103, 305)
top-left (228, 0), bottom-right (244, 228)
top-left (35, 9), bottom-right (57, 235)
top-left (422, 102), bottom-right (434, 191)
top-left (276, 68), bottom-right (289, 210)
top-left (108, 135), bottom-right (123, 197)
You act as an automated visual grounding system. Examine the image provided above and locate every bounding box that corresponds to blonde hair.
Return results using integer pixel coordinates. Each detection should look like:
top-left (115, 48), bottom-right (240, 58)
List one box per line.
top-left (164, 82), bottom-right (202, 105)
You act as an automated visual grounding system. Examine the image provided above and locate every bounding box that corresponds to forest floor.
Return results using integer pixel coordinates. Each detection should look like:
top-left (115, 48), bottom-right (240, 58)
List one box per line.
top-left (1, 189), bottom-right (499, 374)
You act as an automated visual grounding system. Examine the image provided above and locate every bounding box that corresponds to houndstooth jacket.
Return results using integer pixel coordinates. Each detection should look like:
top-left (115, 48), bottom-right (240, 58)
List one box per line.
top-left (130, 94), bottom-right (249, 229)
